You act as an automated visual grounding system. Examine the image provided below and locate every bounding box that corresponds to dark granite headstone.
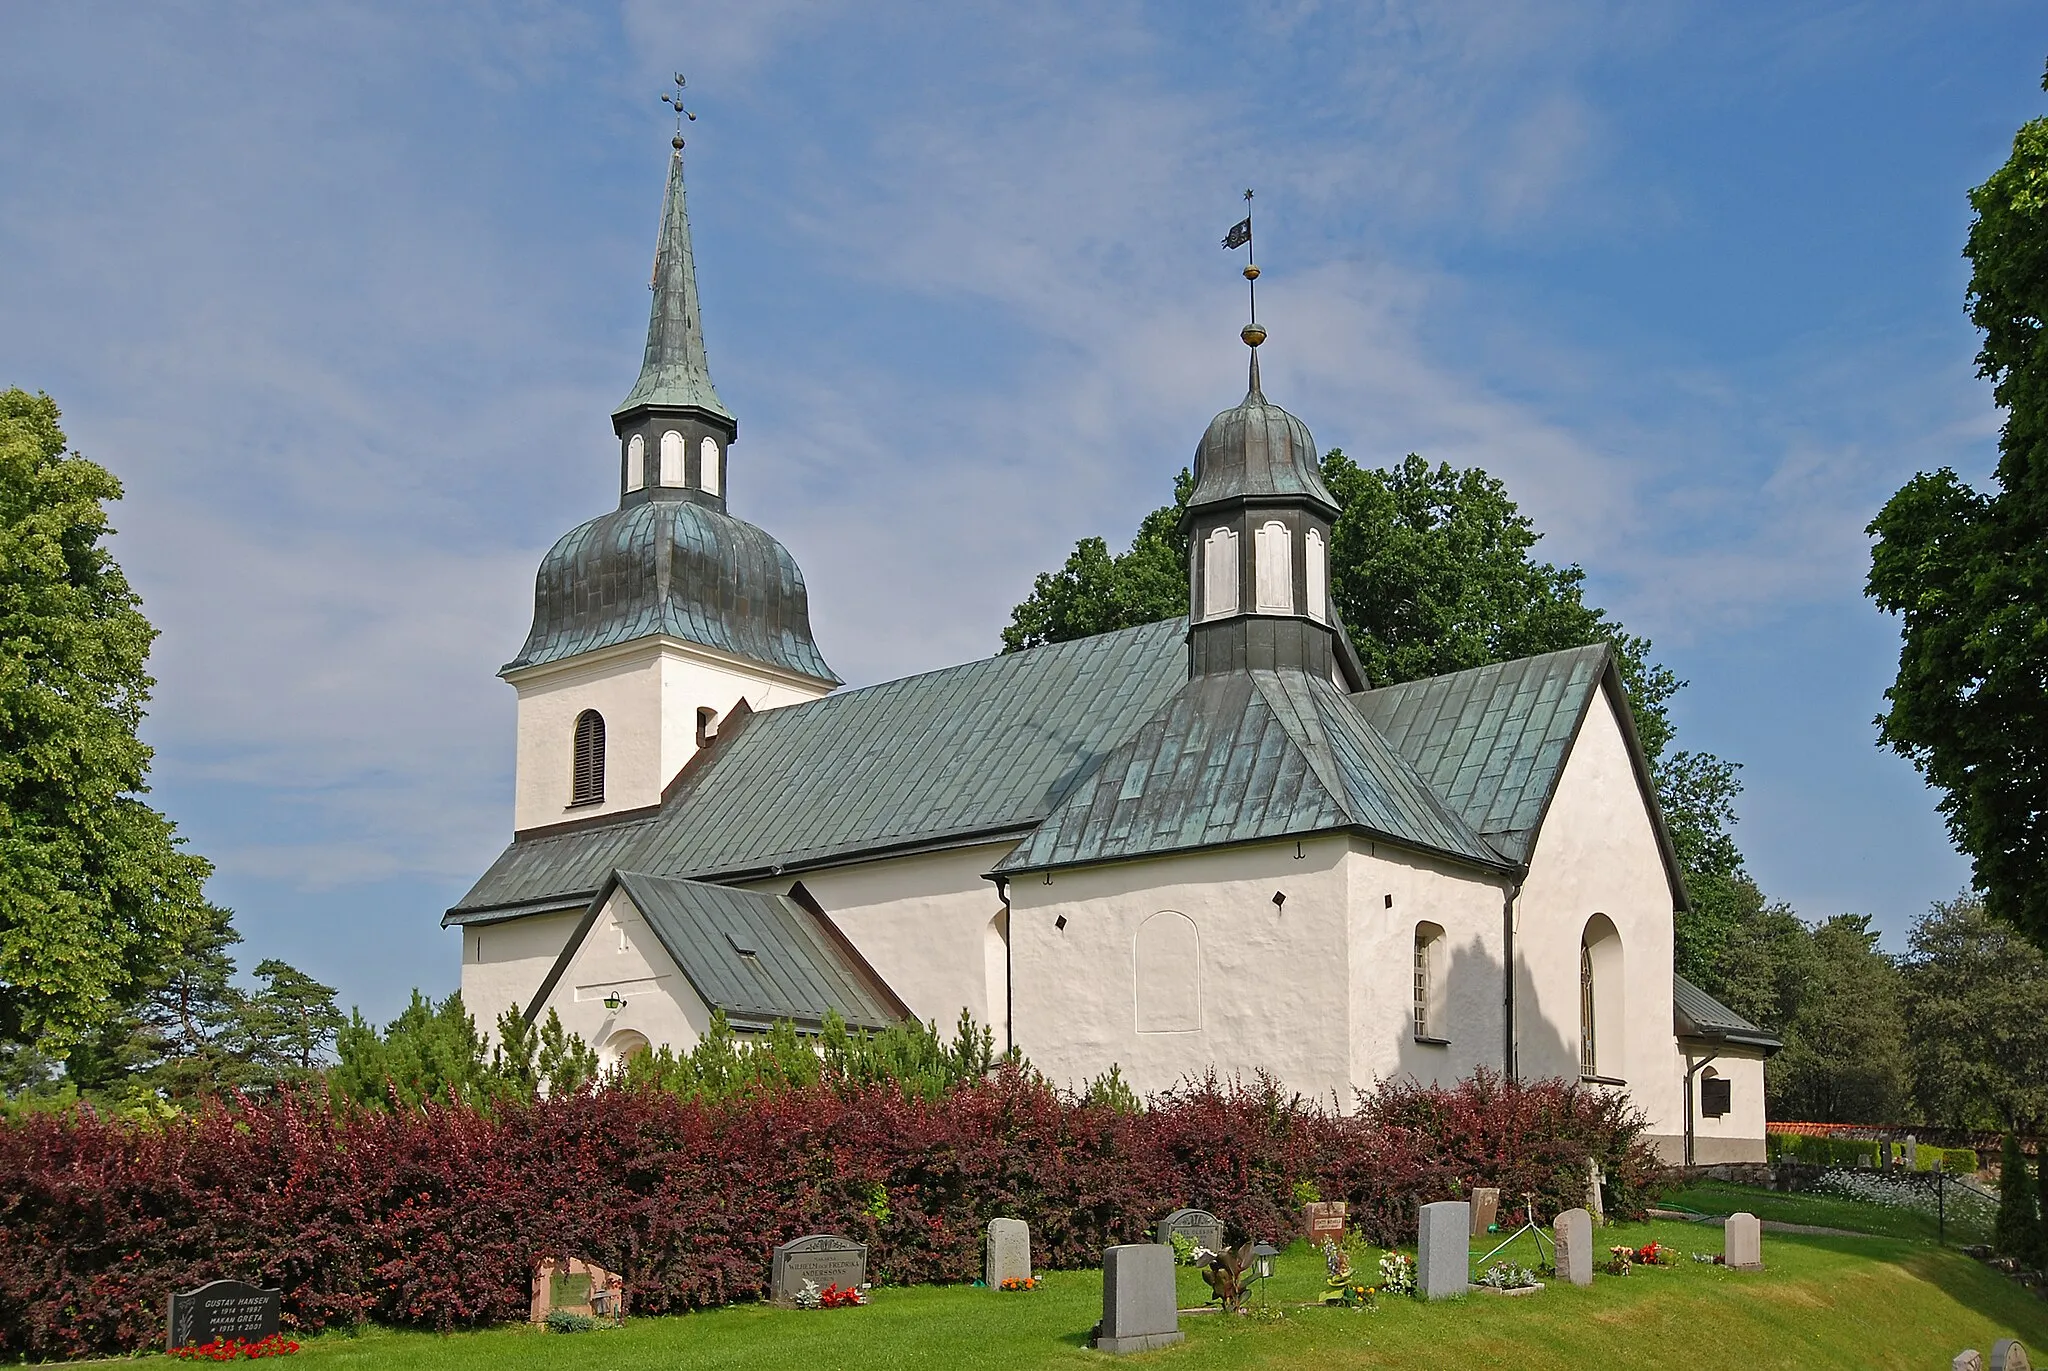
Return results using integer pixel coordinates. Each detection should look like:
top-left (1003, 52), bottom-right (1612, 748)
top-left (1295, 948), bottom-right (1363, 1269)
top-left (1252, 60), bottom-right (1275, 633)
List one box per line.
top-left (1155, 1208), bottom-right (1225, 1258)
top-left (770, 1234), bottom-right (868, 1306)
top-left (167, 1280), bottom-right (279, 1350)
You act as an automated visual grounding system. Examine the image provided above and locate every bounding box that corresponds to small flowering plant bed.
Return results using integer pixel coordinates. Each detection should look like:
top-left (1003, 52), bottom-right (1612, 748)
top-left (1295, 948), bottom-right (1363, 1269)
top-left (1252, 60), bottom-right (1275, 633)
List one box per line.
top-left (1377, 1251), bottom-right (1416, 1297)
top-left (1475, 1263), bottom-right (1543, 1292)
top-left (1317, 1239), bottom-right (1379, 1309)
top-left (998, 1276), bottom-right (1039, 1292)
top-left (167, 1333), bottom-right (300, 1360)
top-left (789, 1280), bottom-right (868, 1310)
top-left (1604, 1247), bottom-right (1636, 1276)
top-left (1628, 1241), bottom-right (1671, 1267)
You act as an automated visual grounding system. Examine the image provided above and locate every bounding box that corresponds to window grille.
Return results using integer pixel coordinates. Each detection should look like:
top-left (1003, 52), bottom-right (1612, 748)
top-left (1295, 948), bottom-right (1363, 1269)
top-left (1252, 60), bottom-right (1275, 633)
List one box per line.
top-left (1413, 934), bottom-right (1431, 1038)
top-left (572, 710), bottom-right (606, 806)
top-left (1579, 942), bottom-right (1597, 1078)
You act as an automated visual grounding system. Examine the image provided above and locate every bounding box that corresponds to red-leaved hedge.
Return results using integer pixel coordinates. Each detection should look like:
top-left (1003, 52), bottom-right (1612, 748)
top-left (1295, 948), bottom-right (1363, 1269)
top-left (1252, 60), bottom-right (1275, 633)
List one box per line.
top-left (0, 1069), bottom-right (1659, 1359)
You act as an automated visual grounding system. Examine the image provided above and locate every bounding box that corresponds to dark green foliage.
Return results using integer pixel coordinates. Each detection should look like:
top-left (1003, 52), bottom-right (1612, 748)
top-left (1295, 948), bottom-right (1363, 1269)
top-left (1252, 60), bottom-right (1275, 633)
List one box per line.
top-left (243, 958), bottom-right (346, 1080)
top-left (1766, 916), bottom-right (1910, 1124)
top-left (329, 991), bottom-right (494, 1109)
top-left (1867, 77), bottom-right (2048, 953)
top-left (0, 389), bottom-right (213, 1048)
top-left (1901, 893), bottom-right (2048, 1131)
top-left (618, 1006), bottom-right (1001, 1103)
top-left (999, 469), bottom-right (1192, 651)
top-left (1995, 1133), bottom-right (2041, 1263)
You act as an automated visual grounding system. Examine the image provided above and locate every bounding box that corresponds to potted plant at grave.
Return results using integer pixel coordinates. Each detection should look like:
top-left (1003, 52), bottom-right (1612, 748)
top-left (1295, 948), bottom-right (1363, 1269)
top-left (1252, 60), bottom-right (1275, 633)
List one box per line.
top-left (1317, 1239), bottom-right (1378, 1309)
top-left (1475, 1263), bottom-right (1542, 1292)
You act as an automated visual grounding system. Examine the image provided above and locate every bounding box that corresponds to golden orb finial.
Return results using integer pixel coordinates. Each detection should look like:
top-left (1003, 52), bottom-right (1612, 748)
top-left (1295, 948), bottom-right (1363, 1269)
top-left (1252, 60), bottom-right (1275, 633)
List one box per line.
top-left (1243, 264), bottom-right (1260, 281)
top-left (1241, 322), bottom-right (1267, 348)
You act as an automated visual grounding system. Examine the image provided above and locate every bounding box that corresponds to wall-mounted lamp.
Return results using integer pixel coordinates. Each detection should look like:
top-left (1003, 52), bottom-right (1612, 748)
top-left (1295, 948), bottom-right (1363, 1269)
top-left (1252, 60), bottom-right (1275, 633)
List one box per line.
top-left (602, 992), bottom-right (625, 1012)
top-left (1271, 891), bottom-right (1286, 911)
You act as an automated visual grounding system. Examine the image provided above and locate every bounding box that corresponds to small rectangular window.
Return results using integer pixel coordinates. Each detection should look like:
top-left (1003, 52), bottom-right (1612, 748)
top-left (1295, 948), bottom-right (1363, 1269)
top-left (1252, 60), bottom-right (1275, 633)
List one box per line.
top-left (1701, 1077), bottom-right (1732, 1118)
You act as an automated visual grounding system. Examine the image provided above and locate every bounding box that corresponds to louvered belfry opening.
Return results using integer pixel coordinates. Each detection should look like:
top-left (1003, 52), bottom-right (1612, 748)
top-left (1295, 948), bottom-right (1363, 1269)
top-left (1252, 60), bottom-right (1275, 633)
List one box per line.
top-left (571, 709), bottom-right (606, 806)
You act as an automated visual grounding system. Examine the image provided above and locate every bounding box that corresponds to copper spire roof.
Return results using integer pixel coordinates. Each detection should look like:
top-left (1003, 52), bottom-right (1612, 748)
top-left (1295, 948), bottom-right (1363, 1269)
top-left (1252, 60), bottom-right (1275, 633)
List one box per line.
top-left (614, 147), bottom-right (732, 425)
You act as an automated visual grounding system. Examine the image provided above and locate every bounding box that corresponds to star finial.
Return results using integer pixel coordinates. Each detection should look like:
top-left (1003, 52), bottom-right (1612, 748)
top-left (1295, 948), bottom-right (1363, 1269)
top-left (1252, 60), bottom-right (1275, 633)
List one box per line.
top-left (662, 73), bottom-right (697, 150)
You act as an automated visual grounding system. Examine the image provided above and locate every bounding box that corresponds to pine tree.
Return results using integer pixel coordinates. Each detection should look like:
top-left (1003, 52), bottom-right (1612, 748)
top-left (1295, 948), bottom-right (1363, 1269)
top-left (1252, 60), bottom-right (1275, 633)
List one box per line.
top-left (1995, 1133), bottom-right (2038, 1261)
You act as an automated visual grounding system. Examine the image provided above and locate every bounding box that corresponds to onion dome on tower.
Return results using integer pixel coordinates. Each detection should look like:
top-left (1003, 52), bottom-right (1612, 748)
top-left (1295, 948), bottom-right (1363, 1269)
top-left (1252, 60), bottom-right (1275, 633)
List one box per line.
top-left (503, 126), bottom-right (838, 688)
top-left (1181, 336), bottom-right (1346, 683)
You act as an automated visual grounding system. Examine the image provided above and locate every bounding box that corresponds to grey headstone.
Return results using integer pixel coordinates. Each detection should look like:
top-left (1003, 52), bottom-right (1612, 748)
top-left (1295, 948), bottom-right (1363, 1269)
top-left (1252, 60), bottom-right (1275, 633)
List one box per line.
top-left (986, 1217), bottom-right (1031, 1288)
top-left (1906, 1136), bottom-right (1919, 1169)
top-left (167, 1280), bottom-right (280, 1350)
top-left (1552, 1207), bottom-right (1594, 1287)
top-left (1993, 1340), bottom-right (2032, 1371)
top-left (1724, 1212), bottom-right (1762, 1271)
top-left (769, 1234), bottom-right (867, 1306)
top-left (1155, 1208), bottom-right (1225, 1258)
top-left (1418, 1201), bottom-right (1471, 1299)
top-left (1095, 1244), bottom-right (1182, 1354)
top-left (1469, 1188), bottom-right (1501, 1237)
top-left (1956, 1352), bottom-right (1985, 1371)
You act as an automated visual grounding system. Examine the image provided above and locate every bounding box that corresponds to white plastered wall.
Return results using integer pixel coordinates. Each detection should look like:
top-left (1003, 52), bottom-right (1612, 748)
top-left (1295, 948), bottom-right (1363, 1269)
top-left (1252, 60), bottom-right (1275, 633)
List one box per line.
top-left (531, 886), bottom-right (713, 1061)
top-left (1662, 1045), bottom-right (1769, 1164)
top-left (743, 842), bottom-right (1012, 1043)
top-left (461, 910), bottom-right (584, 1034)
top-left (1344, 840), bottom-right (1508, 1093)
top-left (1007, 838), bottom-right (1356, 1099)
top-left (506, 637), bottom-right (832, 830)
top-left (1514, 685), bottom-right (1685, 1146)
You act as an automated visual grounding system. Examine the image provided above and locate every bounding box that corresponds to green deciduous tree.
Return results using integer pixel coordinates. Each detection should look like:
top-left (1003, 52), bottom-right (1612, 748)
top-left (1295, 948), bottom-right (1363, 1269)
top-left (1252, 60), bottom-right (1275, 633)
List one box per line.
top-left (1867, 69), bottom-right (2048, 952)
top-left (0, 389), bottom-right (213, 1047)
top-left (1767, 916), bottom-right (1910, 1123)
top-left (1901, 893), bottom-right (2048, 1131)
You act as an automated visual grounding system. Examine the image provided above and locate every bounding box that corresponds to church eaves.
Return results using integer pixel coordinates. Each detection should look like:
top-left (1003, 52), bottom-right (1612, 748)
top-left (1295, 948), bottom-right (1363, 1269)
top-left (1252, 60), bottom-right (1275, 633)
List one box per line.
top-left (614, 146), bottom-right (732, 425)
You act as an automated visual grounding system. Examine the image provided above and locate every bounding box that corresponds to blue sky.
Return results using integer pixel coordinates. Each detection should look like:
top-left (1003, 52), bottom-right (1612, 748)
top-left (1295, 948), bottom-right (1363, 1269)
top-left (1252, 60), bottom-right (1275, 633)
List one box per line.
top-left (1, 2), bottom-right (2035, 1023)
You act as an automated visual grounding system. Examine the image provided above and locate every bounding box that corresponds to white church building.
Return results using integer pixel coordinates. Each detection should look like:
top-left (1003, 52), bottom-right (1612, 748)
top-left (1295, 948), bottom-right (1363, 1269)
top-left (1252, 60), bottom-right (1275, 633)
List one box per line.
top-left (447, 137), bottom-right (1779, 1165)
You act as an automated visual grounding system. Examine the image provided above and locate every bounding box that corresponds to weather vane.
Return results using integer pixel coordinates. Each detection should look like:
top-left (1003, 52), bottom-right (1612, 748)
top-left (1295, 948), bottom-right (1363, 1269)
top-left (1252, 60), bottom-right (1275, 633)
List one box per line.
top-left (1222, 188), bottom-right (1263, 350)
top-left (662, 73), bottom-right (696, 149)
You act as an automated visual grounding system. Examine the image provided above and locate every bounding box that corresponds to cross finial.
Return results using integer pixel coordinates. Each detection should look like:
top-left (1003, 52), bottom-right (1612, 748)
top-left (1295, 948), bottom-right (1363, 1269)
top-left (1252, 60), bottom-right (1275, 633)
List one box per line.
top-left (662, 73), bottom-right (696, 150)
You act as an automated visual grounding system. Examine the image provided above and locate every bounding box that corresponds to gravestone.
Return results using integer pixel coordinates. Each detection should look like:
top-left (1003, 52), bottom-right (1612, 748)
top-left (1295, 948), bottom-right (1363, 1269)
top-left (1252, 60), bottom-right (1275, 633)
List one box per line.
top-left (1302, 1201), bottom-right (1347, 1246)
top-left (1956, 1353), bottom-right (1985, 1371)
top-left (1724, 1212), bottom-right (1763, 1271)
top-left (1552, 1207), bottom-right (1593, 1287)
top-left (770, 1234), bottom-right (868, 1307)
top-left (1469, 1188), bottom-right (1501, 1237)
top-left (529, 1255), bottom-right (625, 1324)
top-left (1095, 1244), bottom-right (1182, 1354)
top-left (1586, 1160), bottom-right (1606, 1222)
top-left (986, 1218), bottom-right (1032, 1288)
top-left (166, 1280), bottom-right (280, 1350)
top-left (1155, 1208), bottom-right (1225, 1259)
top-left (1993, 1340), bottom-right (2032, 1371)
top-left (1905, 1136), bottom-right (1920, 1170)
top-left (1417, 1200), bottom-right (1471, 1299)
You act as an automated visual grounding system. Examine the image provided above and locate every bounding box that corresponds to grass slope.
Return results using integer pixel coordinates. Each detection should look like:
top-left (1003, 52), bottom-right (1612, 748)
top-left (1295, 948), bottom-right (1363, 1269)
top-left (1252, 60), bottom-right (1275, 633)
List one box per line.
top-left (272, 1220), bottom-right (2045, 1371)
top-left (1663, 1179), bottom-right (1994, 1246)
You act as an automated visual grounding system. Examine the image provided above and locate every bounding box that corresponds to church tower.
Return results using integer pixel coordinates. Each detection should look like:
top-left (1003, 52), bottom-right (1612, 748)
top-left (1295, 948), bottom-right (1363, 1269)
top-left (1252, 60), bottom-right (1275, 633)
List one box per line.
top-left (500, 127), bottom-right (840, 833)
top-left (1182, 346), bottom-right (1348, 684)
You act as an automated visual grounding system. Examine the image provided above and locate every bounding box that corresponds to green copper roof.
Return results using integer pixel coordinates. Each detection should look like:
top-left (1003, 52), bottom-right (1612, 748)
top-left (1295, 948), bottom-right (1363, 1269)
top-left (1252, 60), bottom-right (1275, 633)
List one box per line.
top-left (1349, 644), bottom-right (1608, 864)
top-left (1185, 364), bottom-right (1339, 516)
top-left (992, 667), bottom-right (1503, 876)
top-left (555, 872), bottom-right (904, 1031)
top-left (504, 498), bottom-right (839, 683)
top-left (448, 619), bottom-right (1190, 922)
top-left (1673, 974), bottom-right (1781, 1050)
top-left (615, 149), bottom-right (731, 424)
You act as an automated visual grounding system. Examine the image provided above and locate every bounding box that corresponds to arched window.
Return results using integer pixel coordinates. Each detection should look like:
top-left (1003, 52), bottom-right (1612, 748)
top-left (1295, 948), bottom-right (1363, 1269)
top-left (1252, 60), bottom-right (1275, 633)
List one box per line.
top-left (602, 1029), bottom-right (650, 1068)
top-left (700, 436), bottom-right (720, 496)
top-left (625, 434), bottom-right (646, 491)
top-left (1134, 911), bottom-right (1201, 1032)
top-left (571, 710), bottom-right (606, 806)
top-left (1202, 526), bottom-right (1239, 620)
top-left (1255, 520), bottom-right (1293, 613)
top-left (1413, 922), bottom-right (1446, 1041)
top-left (1581, 914), bottom-right (1622, 1080)
top-left (1305, 527), bottom-right (1327, 623)
top-left (695, 706), bottom-right (718, 748)
top-left (659, 430), bottom-right (684, 485)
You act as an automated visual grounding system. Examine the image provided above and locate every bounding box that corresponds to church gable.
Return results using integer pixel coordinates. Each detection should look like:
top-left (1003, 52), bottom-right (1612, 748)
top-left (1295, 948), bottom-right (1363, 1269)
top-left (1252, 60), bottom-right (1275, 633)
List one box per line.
top-left (530, 872), bottom-right (905, 1035)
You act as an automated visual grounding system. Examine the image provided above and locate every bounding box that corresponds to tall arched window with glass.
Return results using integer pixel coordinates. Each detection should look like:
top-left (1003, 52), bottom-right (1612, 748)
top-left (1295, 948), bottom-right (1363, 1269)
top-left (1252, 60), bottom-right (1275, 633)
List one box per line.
top-left (1579, 943), bottom-right (1597, 1078)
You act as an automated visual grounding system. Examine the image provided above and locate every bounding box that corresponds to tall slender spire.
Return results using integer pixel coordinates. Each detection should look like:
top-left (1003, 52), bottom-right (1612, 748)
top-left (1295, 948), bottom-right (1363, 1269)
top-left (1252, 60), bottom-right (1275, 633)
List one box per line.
top-left (615, 122), bottom-right (731, 425)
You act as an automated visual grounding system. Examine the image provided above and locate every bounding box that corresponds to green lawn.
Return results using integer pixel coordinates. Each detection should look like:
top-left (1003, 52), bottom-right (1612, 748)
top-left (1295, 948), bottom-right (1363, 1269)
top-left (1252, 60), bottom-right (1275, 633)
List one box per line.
top-left (268, 1220), bottom-right (2045, 1371)
top-left (1662, 1179), bottom-right (1996, 1246)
